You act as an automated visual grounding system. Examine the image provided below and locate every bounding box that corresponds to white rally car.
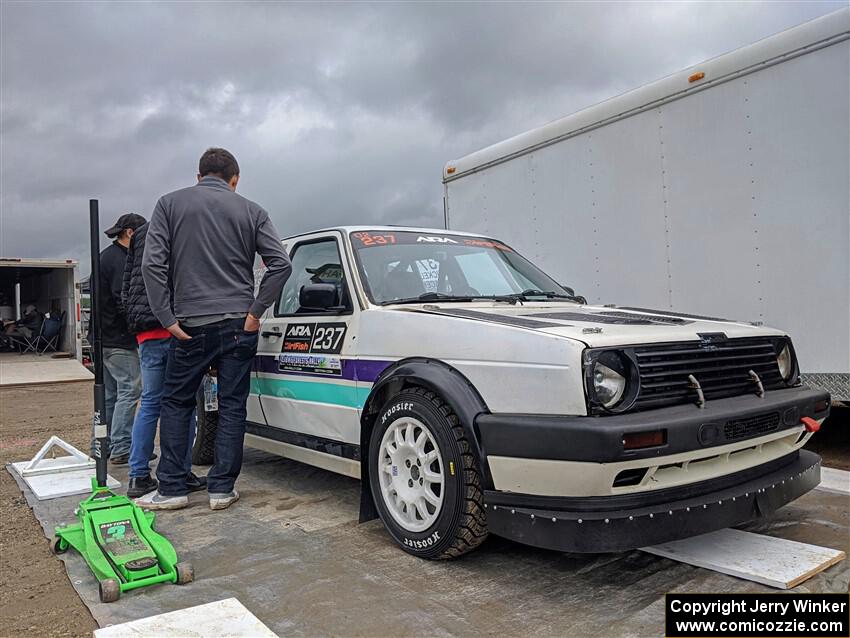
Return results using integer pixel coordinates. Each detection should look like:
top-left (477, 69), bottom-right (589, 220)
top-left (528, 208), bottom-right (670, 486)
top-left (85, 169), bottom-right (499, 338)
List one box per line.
top-left (194, 226), bottom-right (830, 559)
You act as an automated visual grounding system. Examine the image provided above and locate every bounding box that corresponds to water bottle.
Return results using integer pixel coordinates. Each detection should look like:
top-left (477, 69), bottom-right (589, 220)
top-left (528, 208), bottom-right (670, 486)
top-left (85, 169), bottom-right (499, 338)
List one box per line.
top-left (203, 375), bottom-right (218, 412)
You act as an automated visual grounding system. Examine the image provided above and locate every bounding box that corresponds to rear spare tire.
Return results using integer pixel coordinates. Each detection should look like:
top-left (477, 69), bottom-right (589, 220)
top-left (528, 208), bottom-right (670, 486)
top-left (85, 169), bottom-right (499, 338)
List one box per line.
top-left (368, 388), bottom-right (488, 559)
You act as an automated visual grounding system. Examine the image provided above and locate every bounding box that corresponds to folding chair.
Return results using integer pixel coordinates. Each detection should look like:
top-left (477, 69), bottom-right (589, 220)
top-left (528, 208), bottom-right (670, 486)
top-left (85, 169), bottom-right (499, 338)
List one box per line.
top-left (8, 321), bottom-right (43, 354)
top-left (37, 311), bottom-right (64, 355)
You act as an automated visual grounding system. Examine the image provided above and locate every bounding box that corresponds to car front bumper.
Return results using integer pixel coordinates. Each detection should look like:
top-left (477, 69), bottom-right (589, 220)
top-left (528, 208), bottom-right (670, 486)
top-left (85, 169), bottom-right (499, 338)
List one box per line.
top-left (483, 449), bottom-right (821, 553)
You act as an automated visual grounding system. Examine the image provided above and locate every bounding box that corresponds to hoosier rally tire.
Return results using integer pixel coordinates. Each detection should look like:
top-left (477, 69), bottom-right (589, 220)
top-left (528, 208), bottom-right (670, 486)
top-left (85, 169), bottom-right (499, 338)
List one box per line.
top-left (191, 387), bottom-right (217, 466)
top-left (368, 388), bottom-right (488, 559)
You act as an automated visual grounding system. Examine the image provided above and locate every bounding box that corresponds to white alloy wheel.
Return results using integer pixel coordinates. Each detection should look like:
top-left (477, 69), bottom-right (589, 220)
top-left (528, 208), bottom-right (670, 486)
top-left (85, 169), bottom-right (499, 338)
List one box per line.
top-left (378, 416), bottom-right (444, 532)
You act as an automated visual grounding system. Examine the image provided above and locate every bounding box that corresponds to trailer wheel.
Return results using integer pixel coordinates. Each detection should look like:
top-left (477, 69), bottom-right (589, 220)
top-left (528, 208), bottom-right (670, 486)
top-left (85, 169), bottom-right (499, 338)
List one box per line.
top-left (191, 387), bottom-right (217, 466)
top-left (368, 388), bottom-right (488, 559)
top-left (99, 578), bottom-right (120, 603)
top-left (175, 561), bottom-right (194, 585)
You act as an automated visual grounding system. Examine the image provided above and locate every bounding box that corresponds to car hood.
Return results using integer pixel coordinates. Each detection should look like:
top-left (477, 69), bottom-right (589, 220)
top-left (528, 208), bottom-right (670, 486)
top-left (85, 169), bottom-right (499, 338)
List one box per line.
top-left (395, 301), bottom-right (784, 347)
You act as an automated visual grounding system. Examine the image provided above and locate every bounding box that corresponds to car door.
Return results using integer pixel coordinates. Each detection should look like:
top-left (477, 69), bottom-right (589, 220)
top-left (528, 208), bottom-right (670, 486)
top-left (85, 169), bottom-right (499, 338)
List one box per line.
top-left (252, 231), bottom-right (363, 456)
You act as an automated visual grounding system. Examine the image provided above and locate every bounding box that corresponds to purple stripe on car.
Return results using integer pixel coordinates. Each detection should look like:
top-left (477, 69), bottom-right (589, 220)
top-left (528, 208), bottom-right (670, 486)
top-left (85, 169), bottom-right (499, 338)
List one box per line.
top-left (352, 359), bottom-right (394, 383)
top-left (255, 354), bottom-right (392, 383)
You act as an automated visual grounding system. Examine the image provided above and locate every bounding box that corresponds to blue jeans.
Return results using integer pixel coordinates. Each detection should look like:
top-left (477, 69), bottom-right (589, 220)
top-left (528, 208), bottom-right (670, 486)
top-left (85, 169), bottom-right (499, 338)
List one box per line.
top-left (98, 347), bottom-right (141, 458)
top-left (129, 338), bottom-right (195, 478)
top-left (157, 319), bottom-right (257, 496)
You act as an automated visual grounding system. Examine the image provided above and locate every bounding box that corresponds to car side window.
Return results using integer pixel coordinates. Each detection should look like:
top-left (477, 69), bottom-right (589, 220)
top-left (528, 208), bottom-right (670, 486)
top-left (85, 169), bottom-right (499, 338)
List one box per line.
top-left (276, 239), bottom-right (352, 316)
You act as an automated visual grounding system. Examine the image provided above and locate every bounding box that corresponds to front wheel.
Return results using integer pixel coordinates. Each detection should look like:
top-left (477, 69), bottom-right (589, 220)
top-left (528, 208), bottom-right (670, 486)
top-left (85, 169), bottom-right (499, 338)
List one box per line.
top-left (368, 388), bottom-right (488, 559)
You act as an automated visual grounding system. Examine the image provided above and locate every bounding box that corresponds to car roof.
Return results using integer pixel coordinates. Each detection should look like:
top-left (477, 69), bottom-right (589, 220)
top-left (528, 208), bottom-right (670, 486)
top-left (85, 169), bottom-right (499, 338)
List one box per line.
top-left (282, 225), bottom-right (497, 242)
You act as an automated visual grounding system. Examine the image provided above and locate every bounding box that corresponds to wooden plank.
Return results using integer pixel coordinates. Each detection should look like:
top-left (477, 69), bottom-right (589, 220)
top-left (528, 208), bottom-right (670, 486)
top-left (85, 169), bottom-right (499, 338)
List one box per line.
top-left (817, 467), bottom-right (850, 495)
top-left (93, 598), bottom-right (278, 638)
top-left (641, 528), bottom-right (845, 589)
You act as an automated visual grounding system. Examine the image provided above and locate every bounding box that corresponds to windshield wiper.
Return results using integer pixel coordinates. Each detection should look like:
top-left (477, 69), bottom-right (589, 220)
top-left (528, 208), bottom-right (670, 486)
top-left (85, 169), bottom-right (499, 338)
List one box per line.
top-left (382, 292), bottom-right (524, 305)
top-left (503, 289), bottom-right (585, 303)
top-left (383, 292), bottom-right (476, 305)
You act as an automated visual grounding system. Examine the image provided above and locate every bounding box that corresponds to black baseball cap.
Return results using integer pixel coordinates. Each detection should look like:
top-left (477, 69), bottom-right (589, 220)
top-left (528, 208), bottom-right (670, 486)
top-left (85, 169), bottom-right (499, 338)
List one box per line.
top-left (104, 213), bottom-right (147, 237)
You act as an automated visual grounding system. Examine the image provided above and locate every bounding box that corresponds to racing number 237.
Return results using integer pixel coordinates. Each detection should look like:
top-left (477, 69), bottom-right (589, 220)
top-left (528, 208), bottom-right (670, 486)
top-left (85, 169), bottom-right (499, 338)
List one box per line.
top-left (311, 325), bottom-right (346, 353)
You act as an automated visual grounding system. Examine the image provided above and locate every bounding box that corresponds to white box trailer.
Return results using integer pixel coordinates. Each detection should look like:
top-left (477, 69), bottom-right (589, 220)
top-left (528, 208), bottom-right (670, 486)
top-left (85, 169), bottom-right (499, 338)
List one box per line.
top-left (443, 8), bottom-right (850, 402)
top-left (0, 258), bottom-right (83, 361)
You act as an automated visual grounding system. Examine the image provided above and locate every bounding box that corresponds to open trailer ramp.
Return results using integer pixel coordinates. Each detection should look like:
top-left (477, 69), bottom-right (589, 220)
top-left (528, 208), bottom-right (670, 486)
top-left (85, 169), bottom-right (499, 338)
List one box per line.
top-left (0, 353), bottom-right (92, 387)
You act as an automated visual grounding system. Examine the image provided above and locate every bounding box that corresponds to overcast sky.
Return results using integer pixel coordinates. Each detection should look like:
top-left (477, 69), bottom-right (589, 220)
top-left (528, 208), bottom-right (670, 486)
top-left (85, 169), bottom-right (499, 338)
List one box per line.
top-left (1, 1), bottom-right (843, 272)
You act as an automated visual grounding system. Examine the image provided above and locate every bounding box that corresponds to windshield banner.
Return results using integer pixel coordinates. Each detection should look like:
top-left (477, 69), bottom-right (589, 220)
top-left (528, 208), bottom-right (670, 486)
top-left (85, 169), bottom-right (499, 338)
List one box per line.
top-left (351, 231), bottom-right (512, 251)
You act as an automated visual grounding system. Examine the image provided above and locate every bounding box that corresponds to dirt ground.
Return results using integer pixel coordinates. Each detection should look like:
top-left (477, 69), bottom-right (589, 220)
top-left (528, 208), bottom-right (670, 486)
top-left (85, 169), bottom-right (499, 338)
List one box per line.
top-left (0, 382), bottom-right (97, 638)
top-left (0, 382), bottom-right (847, 637)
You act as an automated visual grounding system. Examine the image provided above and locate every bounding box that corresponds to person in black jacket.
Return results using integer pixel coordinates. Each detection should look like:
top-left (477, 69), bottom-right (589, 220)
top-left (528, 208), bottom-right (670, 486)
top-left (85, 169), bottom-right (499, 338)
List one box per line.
top-left (91, 213), bottom-right (146, 464)
top-left (121, 222), bottom-right (206, 497)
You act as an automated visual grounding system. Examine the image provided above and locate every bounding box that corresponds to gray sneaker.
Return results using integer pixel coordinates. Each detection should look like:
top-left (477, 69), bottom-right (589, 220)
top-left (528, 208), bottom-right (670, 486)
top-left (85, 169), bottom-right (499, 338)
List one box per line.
top-left (134, 491), bottom-right (189, 510)
top-left (209, 490), bottom-right (240, 510)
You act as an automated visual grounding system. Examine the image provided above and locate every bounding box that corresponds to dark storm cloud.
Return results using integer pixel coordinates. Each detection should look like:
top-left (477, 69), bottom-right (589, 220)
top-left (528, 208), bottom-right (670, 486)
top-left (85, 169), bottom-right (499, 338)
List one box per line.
top-left (1, 1), bottom-right (843, 272)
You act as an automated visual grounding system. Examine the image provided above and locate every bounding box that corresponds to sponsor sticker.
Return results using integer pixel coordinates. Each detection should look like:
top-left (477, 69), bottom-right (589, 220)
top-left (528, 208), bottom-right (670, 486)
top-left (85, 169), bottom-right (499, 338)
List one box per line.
top-left (282, 322), bottom-right (347, 354)
top-left (98, 519), bottom-right (145, 556)
top-left (278, 353), bottom-right (342, 376)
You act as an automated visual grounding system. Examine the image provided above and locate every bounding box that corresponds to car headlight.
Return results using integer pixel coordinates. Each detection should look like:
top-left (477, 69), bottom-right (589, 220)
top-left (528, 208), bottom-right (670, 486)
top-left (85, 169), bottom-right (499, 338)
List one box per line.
top-left (592, 352), bottom-right (628, 408)
top-left (777, 342), bottom-right (794, 382)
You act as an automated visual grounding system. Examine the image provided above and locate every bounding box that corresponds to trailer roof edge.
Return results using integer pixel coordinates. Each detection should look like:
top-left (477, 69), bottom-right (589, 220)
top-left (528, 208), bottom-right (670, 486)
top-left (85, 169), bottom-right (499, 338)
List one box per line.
top-left (442, 7), bottom-right (850, 183)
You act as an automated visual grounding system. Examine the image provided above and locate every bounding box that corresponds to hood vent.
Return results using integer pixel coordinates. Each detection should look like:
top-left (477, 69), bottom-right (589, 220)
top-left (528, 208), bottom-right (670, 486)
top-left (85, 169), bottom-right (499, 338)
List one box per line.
top-left (525, 311), bottom-right (691, 325)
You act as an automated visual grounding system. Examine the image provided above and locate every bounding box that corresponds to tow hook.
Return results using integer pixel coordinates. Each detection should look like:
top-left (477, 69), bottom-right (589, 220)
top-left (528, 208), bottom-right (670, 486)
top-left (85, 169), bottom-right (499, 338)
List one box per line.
top-left (800, 416), bottom-right (821, 433)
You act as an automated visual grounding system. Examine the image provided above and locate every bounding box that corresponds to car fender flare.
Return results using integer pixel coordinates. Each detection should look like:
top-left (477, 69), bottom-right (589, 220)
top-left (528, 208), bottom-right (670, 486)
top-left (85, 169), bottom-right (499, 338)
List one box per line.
top-left (358, 357), bottom-right (491, 522)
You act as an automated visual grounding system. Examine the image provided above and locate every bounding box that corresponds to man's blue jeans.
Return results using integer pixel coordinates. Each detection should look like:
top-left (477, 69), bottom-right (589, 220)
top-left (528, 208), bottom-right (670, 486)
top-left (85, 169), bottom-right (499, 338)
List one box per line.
top-left (129, 338), bottom-right (195, 479)
top-left (157, 319), bottom-right (257, 496)
top-left (98, 347), bottom-right (141, 458)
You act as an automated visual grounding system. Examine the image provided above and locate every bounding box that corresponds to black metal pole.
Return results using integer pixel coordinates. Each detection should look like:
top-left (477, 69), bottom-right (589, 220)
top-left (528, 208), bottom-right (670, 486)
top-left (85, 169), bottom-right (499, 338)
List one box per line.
top-left (89, 199), bottom-right (108, 488)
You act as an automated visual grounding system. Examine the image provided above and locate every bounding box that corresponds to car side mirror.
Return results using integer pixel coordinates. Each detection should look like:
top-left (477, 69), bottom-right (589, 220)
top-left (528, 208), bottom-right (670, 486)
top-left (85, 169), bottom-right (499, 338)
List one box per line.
top-left (299, 283), bottom-right (340, 312)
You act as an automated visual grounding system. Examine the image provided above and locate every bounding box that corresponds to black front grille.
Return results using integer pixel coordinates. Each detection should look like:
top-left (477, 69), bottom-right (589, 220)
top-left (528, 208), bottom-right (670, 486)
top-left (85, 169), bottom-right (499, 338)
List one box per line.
top-left (724, 412), bottom-right (781, 440)
top-left (633, 337), bottom-right (784, 410)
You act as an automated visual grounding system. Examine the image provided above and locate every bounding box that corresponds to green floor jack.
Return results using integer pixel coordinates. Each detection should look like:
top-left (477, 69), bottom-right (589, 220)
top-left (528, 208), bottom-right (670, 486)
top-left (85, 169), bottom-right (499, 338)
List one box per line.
top-left (51, 200), bottom-right (193, 603)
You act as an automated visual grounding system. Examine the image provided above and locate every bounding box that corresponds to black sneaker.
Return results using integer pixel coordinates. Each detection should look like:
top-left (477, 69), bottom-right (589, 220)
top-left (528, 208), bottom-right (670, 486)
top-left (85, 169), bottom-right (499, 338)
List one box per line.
top-left (127, 475), bottom-right (158, 498)
top-left (110, 454), bottom-right (129, 465)
top-left (186, 472), bottom-right (207, 493)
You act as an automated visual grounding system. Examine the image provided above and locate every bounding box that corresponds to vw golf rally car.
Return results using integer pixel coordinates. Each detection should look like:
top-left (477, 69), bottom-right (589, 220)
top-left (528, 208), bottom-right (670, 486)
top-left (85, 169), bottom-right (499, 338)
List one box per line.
top-left (194, 226), bottom-right (830, 559)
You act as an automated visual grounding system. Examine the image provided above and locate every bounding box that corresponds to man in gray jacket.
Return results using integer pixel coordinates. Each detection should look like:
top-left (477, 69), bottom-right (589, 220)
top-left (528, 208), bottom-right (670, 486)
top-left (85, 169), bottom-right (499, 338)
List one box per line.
top-left (140, 148), bottom-right (291, 510)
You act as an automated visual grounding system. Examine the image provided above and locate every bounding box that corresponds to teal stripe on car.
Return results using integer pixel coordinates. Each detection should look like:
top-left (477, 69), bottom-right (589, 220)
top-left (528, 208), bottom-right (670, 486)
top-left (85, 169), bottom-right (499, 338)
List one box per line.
top-left (251, 377), bottom-right (372, 409)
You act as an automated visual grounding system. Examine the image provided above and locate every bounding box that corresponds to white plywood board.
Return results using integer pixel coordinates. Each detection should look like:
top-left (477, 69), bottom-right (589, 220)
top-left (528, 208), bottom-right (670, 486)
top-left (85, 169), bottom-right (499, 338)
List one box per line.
top-left (11, 459), bottom-right (119, 500)
top-left (642, 528), bottom-right (845, 589)
top-left (0, 356), bottom-right (92, 386)
top-left (93, 598), bottom-right (278, 638)
top-left (817, 467), bottom-right (850, 495)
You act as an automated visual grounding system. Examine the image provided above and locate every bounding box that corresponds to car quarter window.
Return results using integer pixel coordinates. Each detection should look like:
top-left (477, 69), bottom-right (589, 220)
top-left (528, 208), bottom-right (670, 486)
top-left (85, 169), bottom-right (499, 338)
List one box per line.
top-left (276, 238), bottom-right (352, 316)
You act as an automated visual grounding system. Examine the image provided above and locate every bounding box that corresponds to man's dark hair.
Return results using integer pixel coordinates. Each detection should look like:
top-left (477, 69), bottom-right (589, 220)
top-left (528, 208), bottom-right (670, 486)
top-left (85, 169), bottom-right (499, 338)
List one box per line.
top-left (198, 147), bottom-right (240, 182)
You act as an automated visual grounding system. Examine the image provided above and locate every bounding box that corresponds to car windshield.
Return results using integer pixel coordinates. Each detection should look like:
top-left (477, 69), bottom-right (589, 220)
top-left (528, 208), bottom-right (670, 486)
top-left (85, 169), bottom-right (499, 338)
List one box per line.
top-left (350, 230), bottom-right (572, 305)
